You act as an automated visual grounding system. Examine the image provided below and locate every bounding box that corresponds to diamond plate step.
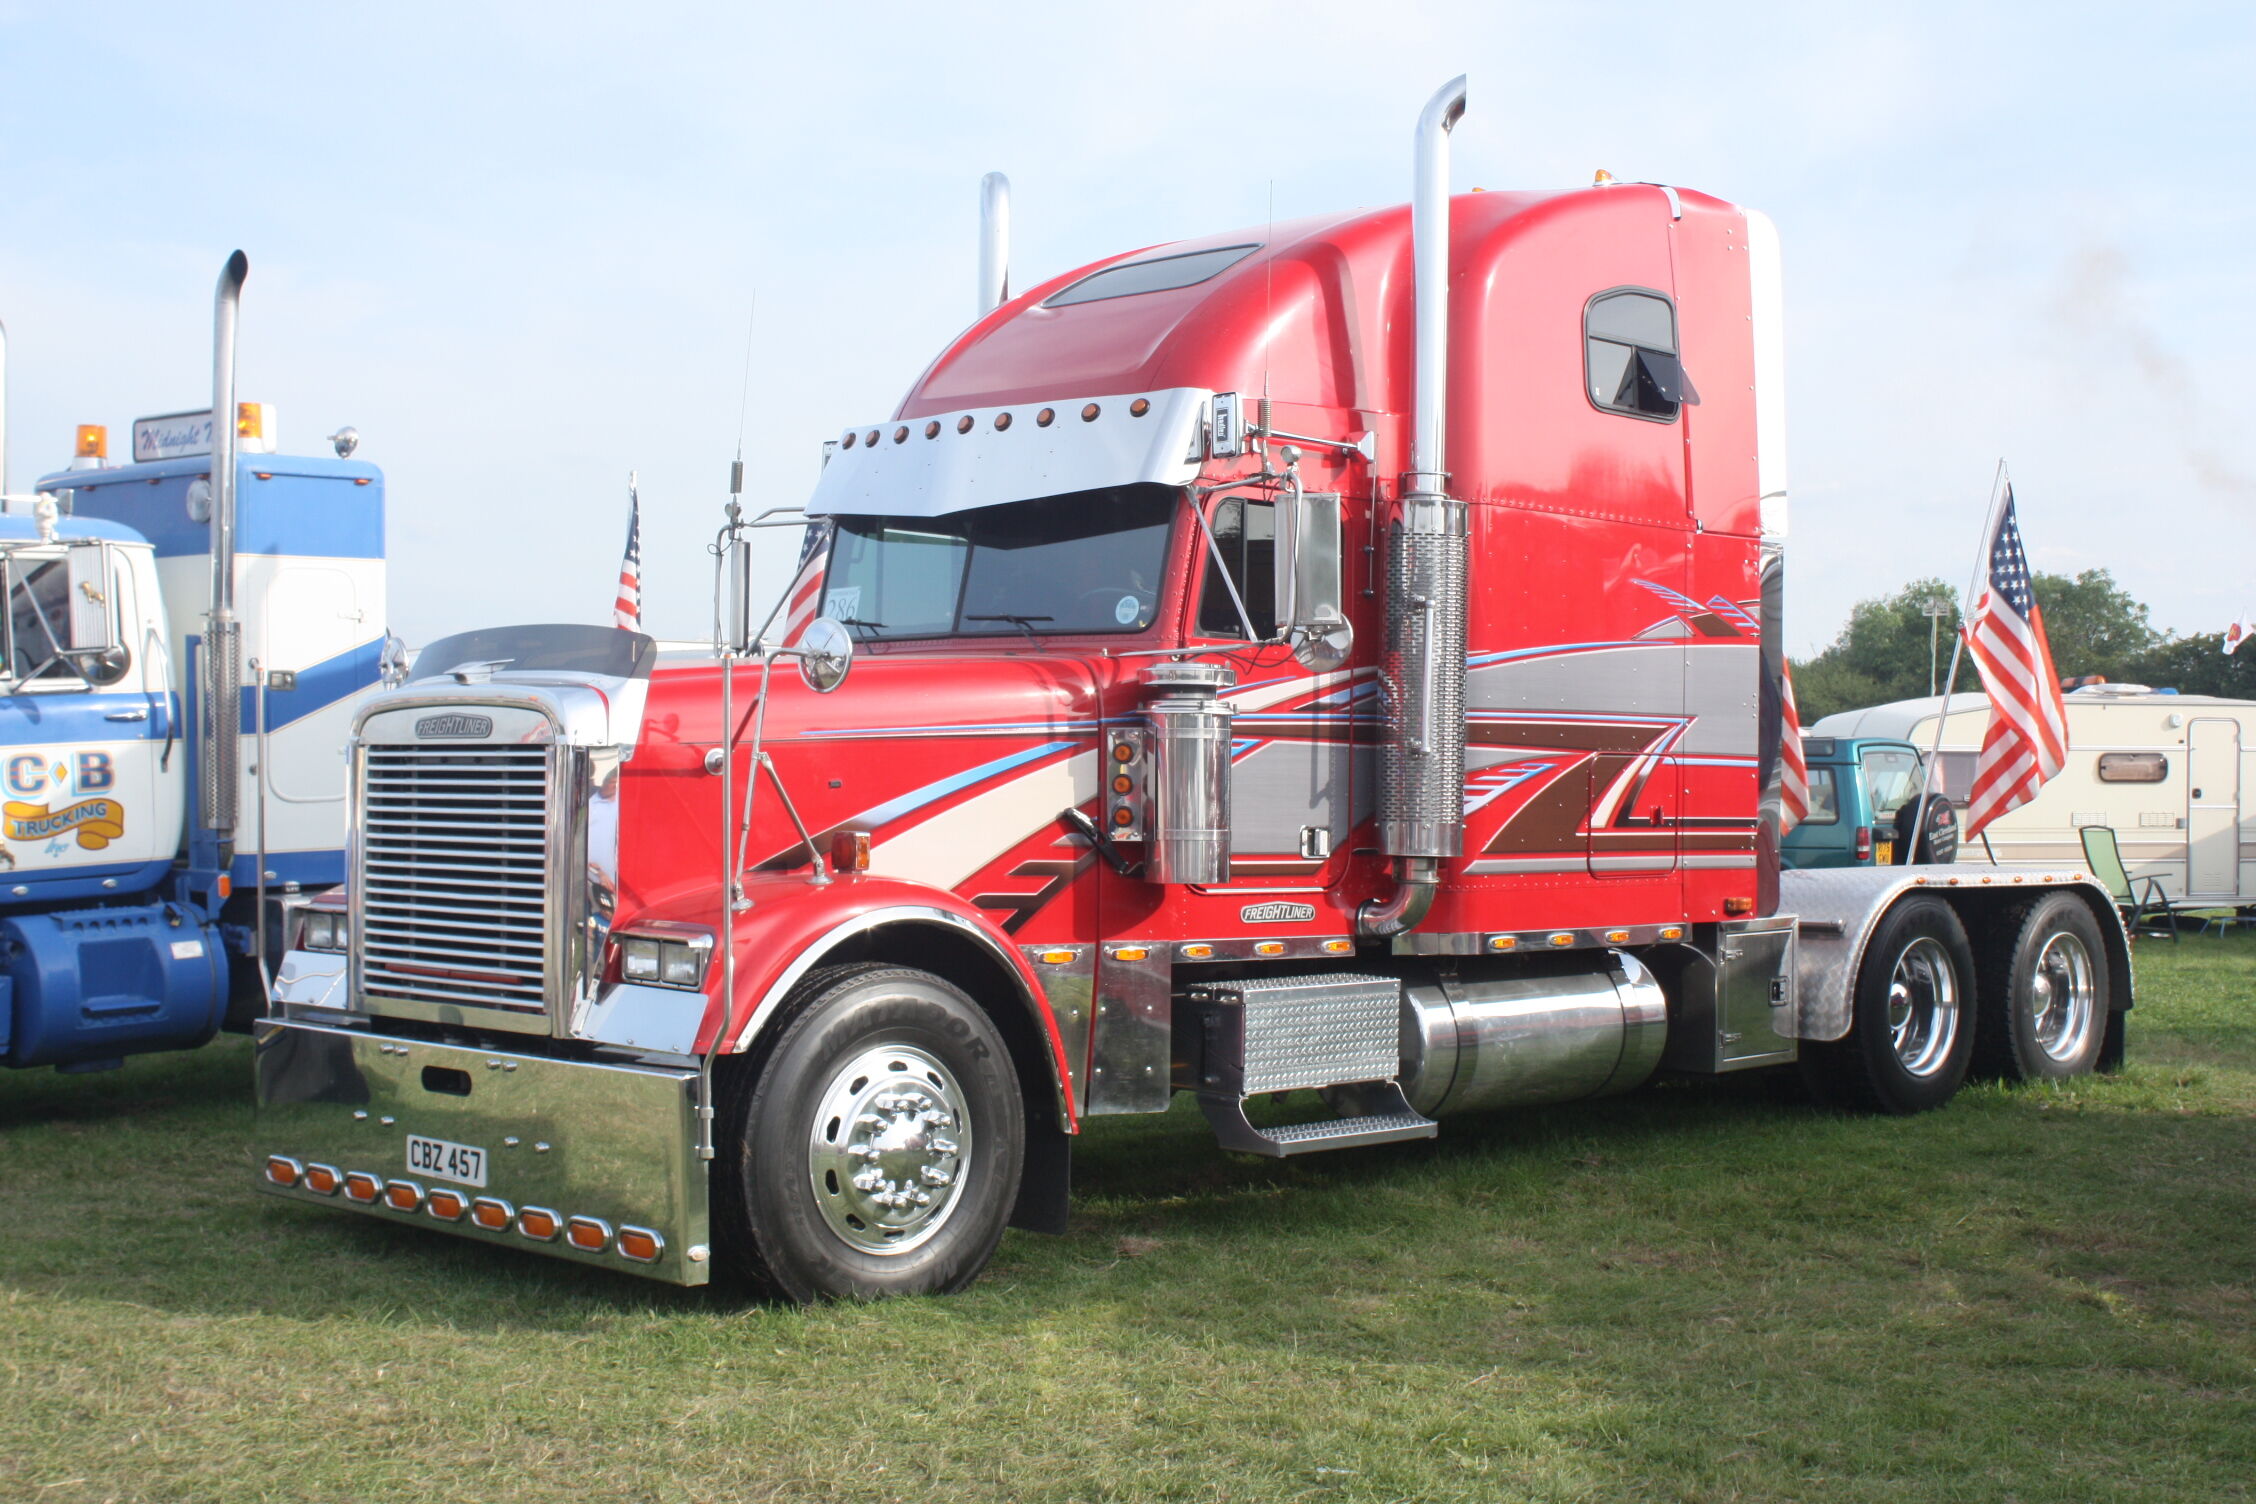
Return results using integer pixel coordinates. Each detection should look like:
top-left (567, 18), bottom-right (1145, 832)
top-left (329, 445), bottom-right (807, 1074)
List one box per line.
top-left (1199, 1081), bottom-right (1438, 1158)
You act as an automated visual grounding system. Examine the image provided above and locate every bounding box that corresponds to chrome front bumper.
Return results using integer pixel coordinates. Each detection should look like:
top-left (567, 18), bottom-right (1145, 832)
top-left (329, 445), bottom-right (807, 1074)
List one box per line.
top-left (252, 1020), bottom-right (711, 1285)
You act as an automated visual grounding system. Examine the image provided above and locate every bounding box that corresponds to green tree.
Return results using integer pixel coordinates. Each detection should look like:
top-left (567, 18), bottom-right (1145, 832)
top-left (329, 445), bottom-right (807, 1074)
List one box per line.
top-left (1791, 568), bottom-right (2163, 723)
top-left (2123, 633), bottom-right (2256, 698)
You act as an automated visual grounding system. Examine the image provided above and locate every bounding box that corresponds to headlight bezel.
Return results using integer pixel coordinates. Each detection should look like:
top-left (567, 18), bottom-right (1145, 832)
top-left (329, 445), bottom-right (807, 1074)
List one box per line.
top-left (298, 906), bottom-right (348, 953)
top-left (613, 924), bottom-right (716, 991)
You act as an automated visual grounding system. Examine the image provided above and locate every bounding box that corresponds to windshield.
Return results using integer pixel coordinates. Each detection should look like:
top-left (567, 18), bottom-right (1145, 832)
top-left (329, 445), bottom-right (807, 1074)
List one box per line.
top-left (823, 484), bottom-right (1174, 640)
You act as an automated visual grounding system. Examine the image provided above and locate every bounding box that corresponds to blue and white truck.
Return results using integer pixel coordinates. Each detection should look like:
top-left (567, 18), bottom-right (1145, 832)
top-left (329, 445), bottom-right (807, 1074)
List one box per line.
top-left (0, 253), bottom-right (390, 1072)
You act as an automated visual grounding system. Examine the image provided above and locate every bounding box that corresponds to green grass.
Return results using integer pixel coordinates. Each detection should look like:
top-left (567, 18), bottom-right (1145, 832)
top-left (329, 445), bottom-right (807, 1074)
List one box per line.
top-left (3, 937), bottom-right (2252, 1504)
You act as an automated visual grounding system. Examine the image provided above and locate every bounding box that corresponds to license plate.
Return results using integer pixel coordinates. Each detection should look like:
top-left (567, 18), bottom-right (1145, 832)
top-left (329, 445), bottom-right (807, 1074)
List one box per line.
top-left (406, 1134), bottom-right (487, 1188)
top-left (1874, 840), bottom-right (1896, 866)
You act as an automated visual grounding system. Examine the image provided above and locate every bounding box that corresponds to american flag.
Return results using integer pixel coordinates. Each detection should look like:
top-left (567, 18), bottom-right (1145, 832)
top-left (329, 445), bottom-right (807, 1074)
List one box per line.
top-left (1777, 660), bottom-right (1810, 834)
top-left (778, 517), bottom-right (836, 646)
top-left (612, 476), bottom-right (641, 630)
top-left (1962, 485), bottom-right (2069, 837)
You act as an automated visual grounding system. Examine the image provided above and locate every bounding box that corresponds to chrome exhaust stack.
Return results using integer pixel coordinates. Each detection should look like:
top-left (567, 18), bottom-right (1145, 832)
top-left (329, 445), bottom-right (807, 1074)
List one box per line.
top-left (203, 250), bottom-right (249, 846)
top-left (1363, 75), bottom-right (1468, 939)
top-left (978, 172), bottom-right (1011, 315)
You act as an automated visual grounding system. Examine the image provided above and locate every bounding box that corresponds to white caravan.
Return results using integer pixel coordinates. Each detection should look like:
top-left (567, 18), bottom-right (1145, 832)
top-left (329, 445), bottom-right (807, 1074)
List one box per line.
top-left (1813, 687), bottom-right (2256, 903)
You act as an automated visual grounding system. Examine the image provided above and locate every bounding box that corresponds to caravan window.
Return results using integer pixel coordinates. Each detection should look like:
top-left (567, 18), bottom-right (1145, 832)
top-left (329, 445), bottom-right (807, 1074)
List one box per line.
top-left (2098, 752), bottom-right (2168, 783)
top-left (1860, 748), bottom-right (1925, 822)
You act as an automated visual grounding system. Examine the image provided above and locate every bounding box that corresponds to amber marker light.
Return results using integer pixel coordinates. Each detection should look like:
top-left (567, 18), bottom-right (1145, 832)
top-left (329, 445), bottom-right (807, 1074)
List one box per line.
top-left (426, 1189), bottom-right (468, 1222)
top-left (842, 430), bottom-right (857, 448)
top-left (469, 1197), bottom-right (514, 1231)
top-left (1488, 936), bottom-right (1518, 952)
top-left (1037, 949), bottom-right (1076, 965)
top-left (1110, 946), bottom-right (1150, 962)
top-left (1659, 926), bottom-right (1685, 942)
top-left (343, 1172), bottom-right (383, 1203)
top-left (617, 1226), bottom-right (665, 1263)
top-left (994, 411), bottom-right (1013, 430)
top-left (1604, 929), bottom-right (1631, 945)
top-left (304, 1164), bottom-right (341, 1195)
top-left (1548, 933), bottom-right (1575, 949)
top-left (1253, 941), bottom-right (1285, 957)
top-left (865, 430), bottom-right (880, 447)
top-left (1322, 939), bottom-right (1353, 954)
top-left (1112, 743), bottom-right (1135, 762)
top-left (1036, 407), bottom-right (1056, 427)
top-left (1081, 402), bottom-right (1101, 421)
top-left (1180, 944), bottom-right (1214, 960)
top-left (1112, 774), bottom-right (1134, 794)
top-left (384, 1180), bottom-right (424, 1213)
top-left (1112, 807), bottom-right (1135, 827)
top-left (924, 420), bottom-right (942, 439)
top-left (957, 415), bottom-right (975, 433)
top-left (517, 1207), bottom-right (561, 1241)
top-left (893, 426), bottom-right (909, 444)
top-left (1724, 897), bottom-right (1756, 916)
top-left (265, 1156), bottom-right (303, 1187)
top-left (566, 1216), bottom-right (613, 1253)
top-left (1129, 398), bottom-right (1151, 417)
top-left (75, 424), bottom-right (109, 459)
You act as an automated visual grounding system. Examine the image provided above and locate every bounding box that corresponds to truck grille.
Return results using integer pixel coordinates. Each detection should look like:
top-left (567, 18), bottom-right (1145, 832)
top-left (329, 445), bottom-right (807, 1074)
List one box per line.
top-left (359, 745), bottom-right (553, 1012)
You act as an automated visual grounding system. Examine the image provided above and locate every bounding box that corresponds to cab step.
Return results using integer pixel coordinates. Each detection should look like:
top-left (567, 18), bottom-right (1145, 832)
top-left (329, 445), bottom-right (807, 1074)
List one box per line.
top-left (1199, 1081), bottom-right (1438, 1158)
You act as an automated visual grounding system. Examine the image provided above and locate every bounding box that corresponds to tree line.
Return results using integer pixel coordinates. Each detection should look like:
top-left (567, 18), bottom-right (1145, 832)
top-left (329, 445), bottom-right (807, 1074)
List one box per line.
top-left (1792, 570), bottom-right (2256, 725)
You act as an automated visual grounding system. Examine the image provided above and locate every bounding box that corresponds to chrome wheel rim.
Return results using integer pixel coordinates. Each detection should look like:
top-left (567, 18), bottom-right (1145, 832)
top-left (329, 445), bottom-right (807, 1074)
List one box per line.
top-left (807, 1042), bottom-right (971, 1256)
top-left (2029, 930), bottom-right (2097, 1064)
top-left (1886, 936), bottom-right (1961, 1078)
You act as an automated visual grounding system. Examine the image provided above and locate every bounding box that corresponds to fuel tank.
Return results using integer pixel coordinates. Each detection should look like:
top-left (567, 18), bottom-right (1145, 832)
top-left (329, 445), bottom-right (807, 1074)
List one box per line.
top-left (1399, 951), bottom-right (1668, 1116)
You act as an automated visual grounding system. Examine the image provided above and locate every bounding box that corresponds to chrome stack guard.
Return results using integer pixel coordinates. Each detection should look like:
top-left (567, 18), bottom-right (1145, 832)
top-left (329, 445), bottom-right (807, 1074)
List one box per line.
top-left (253, 1020), bottom-right (711, 1285)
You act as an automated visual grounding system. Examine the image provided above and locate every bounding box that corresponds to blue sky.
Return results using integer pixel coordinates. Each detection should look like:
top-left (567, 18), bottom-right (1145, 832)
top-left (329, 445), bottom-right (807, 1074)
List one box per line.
top-left (2, 2), bottom-right (2249, 657)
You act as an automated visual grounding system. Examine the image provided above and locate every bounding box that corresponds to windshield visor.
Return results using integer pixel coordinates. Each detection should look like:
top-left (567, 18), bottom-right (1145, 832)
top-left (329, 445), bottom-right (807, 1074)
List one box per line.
top-left (824, 484), bottom-right (1174, 640)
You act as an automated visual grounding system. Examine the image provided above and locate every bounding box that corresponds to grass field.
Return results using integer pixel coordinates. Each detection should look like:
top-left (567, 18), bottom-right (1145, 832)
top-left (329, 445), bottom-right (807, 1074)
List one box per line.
top-left (3, 935), bottom-right (2252, 1504)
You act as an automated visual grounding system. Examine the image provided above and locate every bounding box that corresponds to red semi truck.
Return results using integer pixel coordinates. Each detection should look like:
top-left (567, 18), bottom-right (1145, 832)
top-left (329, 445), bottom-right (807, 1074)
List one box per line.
top-left (253, 79), bottom-right (2128, 1301)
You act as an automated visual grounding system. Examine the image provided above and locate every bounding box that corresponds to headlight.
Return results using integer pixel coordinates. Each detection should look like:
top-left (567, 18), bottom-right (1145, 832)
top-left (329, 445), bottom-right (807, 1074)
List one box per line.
top-left (616, 929), bottom-right (712, 990)
top-left (300, 909), bottom-right (347, 952)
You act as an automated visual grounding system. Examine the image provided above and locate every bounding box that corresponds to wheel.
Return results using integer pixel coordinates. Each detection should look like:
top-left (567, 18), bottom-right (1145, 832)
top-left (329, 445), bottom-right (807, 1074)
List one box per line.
top-left (1973, 892), bottom-right (2110, 1081)
top-left (714, 964), bottom-right (1024, 1303)
top-left (1800, 896), bottom-right (1976, 1114)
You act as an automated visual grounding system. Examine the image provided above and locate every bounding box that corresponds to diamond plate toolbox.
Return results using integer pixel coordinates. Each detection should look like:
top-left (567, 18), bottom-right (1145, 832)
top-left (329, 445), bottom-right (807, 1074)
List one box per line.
top-left (1188, 972), bottom-right (1404, 1095)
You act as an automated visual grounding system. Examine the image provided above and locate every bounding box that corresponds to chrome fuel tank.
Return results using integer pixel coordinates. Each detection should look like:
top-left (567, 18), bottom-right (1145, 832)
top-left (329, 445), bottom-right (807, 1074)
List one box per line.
top-left (1400, 952), bottom-right (1668, 1116)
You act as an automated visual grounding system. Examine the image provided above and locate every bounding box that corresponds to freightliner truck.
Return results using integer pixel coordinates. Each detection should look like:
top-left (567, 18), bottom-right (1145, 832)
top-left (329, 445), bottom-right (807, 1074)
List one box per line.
top-left (0, 255), bottom-right (388, 1073)
top-left (253, 81), bottom-right (2128, 1301)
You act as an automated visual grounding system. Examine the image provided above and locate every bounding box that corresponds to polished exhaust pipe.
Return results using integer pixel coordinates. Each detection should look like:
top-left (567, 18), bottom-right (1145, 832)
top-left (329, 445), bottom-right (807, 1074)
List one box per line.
top-left (203, 250), bottom-right (249, 844)
top-left (1364, 76), bottom-right (1468, 939)
top-left (978, 172), bottom-right (1011, 315)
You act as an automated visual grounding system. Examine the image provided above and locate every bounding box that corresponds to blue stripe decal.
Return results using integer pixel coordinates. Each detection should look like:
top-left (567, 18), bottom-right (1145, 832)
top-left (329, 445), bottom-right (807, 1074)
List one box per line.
top-left (848, 741), bottom-right (1076, 832)
top-left (237, 638), bottom-right (382, 734)
top-left (0, 690), bottom-right (167, 744)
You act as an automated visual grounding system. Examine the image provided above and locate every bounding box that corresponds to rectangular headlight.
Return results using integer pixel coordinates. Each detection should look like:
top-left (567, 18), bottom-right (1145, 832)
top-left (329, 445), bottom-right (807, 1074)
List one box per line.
top-left (615, 928), bottom-right (713, 990)
top-left (301, 910), bottom-right (346, 952)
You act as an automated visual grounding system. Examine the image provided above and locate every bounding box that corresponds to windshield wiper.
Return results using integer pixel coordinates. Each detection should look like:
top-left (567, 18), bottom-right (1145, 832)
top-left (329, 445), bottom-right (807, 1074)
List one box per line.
top-left (966, 613), bottom-right (1054, 649)
top-left (834, 616), bottom-right (887, 636)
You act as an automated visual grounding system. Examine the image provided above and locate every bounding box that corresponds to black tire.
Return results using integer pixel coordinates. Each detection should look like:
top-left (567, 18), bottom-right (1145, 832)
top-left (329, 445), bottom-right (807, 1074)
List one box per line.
top-left (1800, 895), bottom-right (1976, 1114)
top-left (1972, 892), bottom-right (2111, 1082)
top-left (714, 964), bottom-right (1023, 1303)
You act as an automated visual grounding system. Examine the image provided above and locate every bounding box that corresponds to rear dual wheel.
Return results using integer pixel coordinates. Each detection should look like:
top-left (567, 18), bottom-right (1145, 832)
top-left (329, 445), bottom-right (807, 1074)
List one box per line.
top-left (714, 964), bottom-right (1024, 1303)
top-left (1801, 896), bottom-right (1976, 1114)
top-left (1974, 893), bottom-right (2109, 1081)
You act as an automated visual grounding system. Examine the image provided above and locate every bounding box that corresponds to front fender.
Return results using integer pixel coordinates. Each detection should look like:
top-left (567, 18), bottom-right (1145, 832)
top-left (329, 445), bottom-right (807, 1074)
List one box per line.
top-left (628, 874), bottom-right (1078, 1126)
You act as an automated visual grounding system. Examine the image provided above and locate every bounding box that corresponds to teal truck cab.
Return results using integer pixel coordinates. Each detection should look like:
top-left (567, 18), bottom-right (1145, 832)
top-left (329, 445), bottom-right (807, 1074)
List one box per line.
top-left (1781, 737), bottom-right (1952, 869)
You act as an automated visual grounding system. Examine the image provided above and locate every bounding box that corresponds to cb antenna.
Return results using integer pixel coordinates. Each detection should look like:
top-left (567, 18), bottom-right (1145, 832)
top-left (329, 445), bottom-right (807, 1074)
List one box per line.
top-left (728, 298), bottom-right (755, 516)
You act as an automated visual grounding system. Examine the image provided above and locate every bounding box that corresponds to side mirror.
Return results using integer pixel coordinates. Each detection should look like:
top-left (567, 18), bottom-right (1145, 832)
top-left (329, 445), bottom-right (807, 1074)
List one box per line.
top-left (794, 616), bottom-right (854, 693)
top-left (1272, 490), bottom-right (1354, 670)
top-left (65, 541), bottom-right (122, 656)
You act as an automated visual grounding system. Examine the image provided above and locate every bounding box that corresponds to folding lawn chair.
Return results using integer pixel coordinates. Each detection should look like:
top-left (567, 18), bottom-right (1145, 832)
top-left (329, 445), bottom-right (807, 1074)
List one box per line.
top-left (2079, 825), bottom-right (2178, 942)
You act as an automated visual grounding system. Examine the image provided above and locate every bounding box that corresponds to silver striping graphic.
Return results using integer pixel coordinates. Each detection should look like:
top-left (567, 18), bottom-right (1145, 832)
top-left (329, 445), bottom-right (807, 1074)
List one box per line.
top-left (360, 745), bottom-right (553, 1011)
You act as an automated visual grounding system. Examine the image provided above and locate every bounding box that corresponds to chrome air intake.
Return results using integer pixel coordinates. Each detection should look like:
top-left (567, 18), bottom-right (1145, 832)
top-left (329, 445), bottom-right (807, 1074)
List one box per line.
top-left (1141, 661), bottom-right (1234, 885)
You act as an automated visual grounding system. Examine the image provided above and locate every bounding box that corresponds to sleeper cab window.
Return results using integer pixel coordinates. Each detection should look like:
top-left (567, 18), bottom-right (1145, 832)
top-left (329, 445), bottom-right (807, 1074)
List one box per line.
top-left (1585, 288), bottom-right (1697, 422)
top-left (1195, 496), bottom-right (1278, 639)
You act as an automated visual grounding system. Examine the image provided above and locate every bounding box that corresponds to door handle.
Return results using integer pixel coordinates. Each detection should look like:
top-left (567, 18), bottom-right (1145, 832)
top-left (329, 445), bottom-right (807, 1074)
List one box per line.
top-left (104, 708), bottom-right (149, 722)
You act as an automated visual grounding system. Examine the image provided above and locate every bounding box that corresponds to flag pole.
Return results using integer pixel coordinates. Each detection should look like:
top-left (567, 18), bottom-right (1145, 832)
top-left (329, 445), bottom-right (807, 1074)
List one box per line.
top-left (1910, 460), bottom-right (2010, 864)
